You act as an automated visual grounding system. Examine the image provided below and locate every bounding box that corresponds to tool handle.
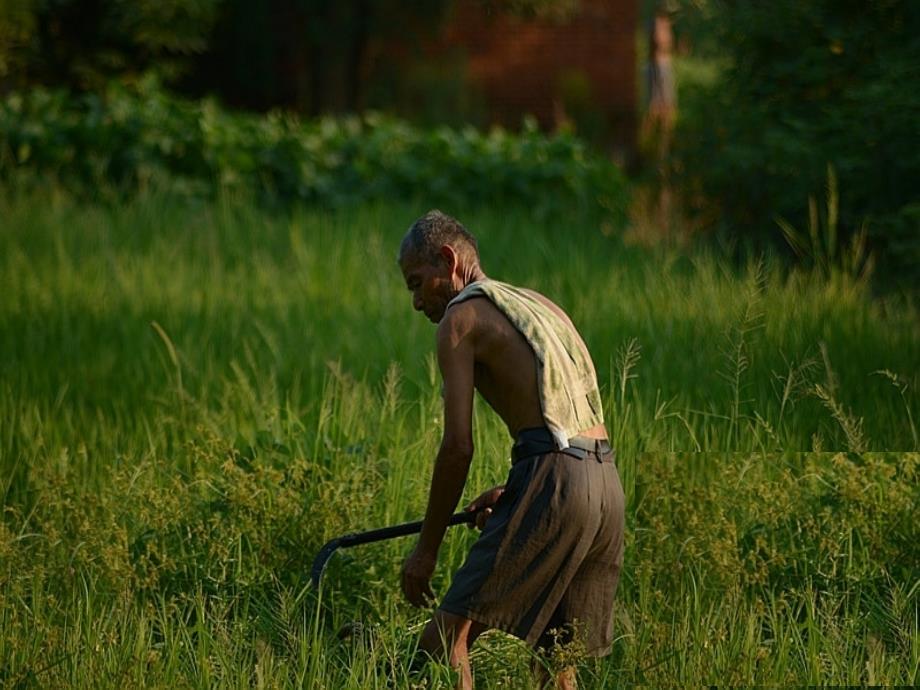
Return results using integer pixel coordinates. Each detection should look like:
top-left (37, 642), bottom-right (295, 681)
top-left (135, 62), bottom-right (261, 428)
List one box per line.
top-left (338, 510), bottom-right (477, 548)
top-left (310, 510), bottom-right (480, 588)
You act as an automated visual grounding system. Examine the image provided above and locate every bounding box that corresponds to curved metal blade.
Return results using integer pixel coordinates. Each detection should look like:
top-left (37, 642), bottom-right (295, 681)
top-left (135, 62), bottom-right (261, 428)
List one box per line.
top-left (310, 537), bottom-right (342, 588)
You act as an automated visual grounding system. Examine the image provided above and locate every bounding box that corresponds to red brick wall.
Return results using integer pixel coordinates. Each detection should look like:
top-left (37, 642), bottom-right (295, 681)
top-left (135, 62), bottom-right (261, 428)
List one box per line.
top-left (440, 0), bottom-right (637, 156)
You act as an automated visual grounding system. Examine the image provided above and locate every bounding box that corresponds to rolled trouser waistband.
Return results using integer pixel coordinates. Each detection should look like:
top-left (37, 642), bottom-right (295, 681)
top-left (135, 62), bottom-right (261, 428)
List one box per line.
top-left (511, 426), bottom-right (613, 464)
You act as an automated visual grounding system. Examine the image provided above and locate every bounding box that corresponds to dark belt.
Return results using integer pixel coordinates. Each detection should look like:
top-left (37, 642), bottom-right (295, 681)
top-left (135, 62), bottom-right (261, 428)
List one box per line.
top-left (511, 426), bottom-right (613, 464)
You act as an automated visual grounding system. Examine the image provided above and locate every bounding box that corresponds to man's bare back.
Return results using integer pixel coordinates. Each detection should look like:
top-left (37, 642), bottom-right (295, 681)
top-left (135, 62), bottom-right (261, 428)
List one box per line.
top-left (442, 293), bottom-right (607, 441)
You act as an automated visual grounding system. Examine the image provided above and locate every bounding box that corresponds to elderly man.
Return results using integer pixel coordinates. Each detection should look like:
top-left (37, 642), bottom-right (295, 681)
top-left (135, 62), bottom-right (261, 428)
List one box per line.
top-left (398, 210), bottom-right (625, 689)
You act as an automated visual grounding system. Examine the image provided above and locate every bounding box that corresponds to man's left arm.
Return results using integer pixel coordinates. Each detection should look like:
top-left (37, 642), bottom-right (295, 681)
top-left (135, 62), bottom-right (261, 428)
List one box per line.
top-left (401, 307), bottom-right (476, 607)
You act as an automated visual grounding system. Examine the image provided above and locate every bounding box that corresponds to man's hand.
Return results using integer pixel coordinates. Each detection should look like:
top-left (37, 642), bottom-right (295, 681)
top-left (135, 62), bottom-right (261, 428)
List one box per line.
top-left (465, 485), bottom-right (505, 530)
top-left (401, 545), bottom-right (437, 608)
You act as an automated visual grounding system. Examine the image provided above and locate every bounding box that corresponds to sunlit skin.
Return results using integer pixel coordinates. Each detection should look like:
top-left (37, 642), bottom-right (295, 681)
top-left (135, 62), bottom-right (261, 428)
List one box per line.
top-left (398, 242), bottom-right (607, 690)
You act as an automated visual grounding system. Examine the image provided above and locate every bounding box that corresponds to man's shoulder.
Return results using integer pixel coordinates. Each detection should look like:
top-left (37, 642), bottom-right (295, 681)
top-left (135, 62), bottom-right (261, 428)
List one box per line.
top-left (440, 295), bottom-right (493, 334)
top-left (441, 293), bottom-right (529, 351)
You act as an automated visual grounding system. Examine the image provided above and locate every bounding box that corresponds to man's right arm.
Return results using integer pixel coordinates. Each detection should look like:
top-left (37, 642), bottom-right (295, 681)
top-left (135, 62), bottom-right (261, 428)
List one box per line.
top-left (401, 305), bottom-right (477, 607)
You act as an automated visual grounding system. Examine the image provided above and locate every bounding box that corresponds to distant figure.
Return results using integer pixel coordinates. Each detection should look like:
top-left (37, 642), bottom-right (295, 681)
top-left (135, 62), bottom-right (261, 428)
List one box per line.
top-left (643, 7), bottom-right (677, 158)
top-left (398, 210), bottom-right (625, 689)
top-left (642, 7), bottom-right (678, 231)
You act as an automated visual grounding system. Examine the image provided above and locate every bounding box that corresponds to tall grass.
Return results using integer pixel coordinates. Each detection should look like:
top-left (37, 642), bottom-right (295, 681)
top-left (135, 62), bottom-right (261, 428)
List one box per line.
top-left (0, 190), bottom-right (917, 686)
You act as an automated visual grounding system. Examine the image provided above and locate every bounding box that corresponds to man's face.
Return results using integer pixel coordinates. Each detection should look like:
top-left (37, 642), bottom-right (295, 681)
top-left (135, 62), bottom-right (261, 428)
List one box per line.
top-left (399, 250), bottom-right (454, 324)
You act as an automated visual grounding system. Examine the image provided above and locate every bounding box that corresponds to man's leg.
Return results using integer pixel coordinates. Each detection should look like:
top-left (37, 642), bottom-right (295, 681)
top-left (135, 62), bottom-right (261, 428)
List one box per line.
top-left (418, 609), bottom-right (488, 690)
top-left (532, 658), bottom-right (577, 690)
top-left (533, 614), bottom-right (581, 690)
top-left (533, 630), bottom-right (578, 690)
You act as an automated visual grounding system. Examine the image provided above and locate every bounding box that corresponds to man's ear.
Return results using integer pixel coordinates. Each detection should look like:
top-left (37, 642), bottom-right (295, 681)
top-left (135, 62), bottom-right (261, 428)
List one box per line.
top-left (439, 244), bottom-right (459, 272)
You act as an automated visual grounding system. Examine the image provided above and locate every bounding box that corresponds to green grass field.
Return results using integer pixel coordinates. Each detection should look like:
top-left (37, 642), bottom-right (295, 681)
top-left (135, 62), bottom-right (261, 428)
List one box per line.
top-left (1, 191), bottom-right (917, 687)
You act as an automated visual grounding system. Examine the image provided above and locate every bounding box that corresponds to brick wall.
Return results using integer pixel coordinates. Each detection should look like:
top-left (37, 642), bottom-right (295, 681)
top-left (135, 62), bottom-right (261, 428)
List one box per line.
top-left (440, 0), bottom-right (637, 157)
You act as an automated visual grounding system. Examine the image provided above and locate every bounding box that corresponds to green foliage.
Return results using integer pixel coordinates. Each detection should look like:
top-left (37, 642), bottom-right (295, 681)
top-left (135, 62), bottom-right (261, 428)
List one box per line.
top-left (0, 195), bottom-right (917, 685)
top-left (110, 0), bottom-right (221, 56)
top-left (0, 0), bottom-right (222, 88)
top-left (623, 451), bottom-right (919, 685)
top-left (672, 0), bottom-right (920, 286)
top-left (0, 79), bottom-right (630, 220)
top-left (0, 0), bottom-right (35, 79)
top-left (776, 165), bottom-right (874, 283)
top-left (634, 452), bottom-right (918, 598)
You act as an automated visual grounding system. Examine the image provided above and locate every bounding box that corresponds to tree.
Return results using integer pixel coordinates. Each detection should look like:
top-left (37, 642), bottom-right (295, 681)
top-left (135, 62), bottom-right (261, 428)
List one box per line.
top-left (0, 0), bottom-right (222, 93)
top-left (671, 0), bottom-right (920, 283)
top-left (1, 0), bottom-right (580, 106)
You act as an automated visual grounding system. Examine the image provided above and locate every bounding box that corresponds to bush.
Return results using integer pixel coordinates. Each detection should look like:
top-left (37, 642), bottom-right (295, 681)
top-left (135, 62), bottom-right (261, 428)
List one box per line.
top-left (0, 78), bottom-right (629, 221)
top-left (673, 0), bottom-right (920, 286)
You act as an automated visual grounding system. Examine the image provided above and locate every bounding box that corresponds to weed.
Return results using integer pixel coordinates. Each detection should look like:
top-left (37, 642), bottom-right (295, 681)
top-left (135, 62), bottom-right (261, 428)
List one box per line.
top-left (0, 193), bottom-right (916, 686)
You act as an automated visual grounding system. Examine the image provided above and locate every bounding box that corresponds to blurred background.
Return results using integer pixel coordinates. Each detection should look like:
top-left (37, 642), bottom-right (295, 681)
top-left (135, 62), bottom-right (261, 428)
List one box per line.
top-left (1, 0), bottom-right (917, 287)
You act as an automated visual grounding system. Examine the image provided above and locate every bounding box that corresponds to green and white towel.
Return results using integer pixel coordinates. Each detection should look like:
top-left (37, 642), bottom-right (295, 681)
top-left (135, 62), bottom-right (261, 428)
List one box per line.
top-left (447, 279), bottom-right (604, 449)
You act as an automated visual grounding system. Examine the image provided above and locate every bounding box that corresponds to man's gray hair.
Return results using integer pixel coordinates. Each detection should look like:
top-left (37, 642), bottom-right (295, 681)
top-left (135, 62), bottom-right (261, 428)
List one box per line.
top-left (399, 210), bottom-right (479, 265)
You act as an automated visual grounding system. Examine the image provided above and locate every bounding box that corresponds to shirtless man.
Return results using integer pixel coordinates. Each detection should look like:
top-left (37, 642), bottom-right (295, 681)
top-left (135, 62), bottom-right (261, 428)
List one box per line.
top-left (398, 211), bottom-right (625, 689)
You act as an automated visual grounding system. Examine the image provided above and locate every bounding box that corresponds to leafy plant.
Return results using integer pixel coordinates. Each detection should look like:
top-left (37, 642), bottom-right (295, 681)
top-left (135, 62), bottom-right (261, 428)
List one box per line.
top-left (671, 0), bottom-right (920, 288)
top-left (0, 79), bottom-right (630, 221)
top-left (776, 165), bottom-right (874, 282)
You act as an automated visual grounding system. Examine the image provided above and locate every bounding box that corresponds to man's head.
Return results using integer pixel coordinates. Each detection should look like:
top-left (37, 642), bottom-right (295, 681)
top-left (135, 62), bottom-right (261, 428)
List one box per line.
top-left (398, 210), bottom-right (481, 323)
